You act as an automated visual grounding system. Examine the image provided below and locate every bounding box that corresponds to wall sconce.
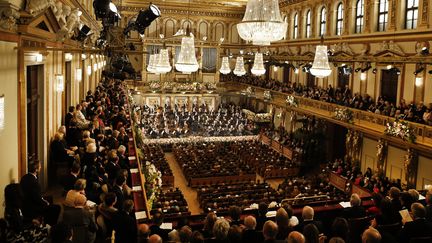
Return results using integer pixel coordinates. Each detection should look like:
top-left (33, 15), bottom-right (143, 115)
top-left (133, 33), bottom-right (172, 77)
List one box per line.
top-left (56, 74), bottom-right (64, 92)
top-left (76, 68), bottom-right (82, 82)
top-left (360, 72), bottom-right (367, 81)
top-left (87, 65), bottom-right (92, 76)
top-left (65, 53), bottom-right (73, 61)
top-left (0, 95), bottom-right (4, 130)
top-left (35, 53), bottom-right (43, 62)
top-left (93, 63), bottom-right (98, 71)
top-left (81, 54), bottom-right (87, 60)
top-left (415, 77), bottom-right (423, 87)
top-left (90, 54), bottom-right (94, 59)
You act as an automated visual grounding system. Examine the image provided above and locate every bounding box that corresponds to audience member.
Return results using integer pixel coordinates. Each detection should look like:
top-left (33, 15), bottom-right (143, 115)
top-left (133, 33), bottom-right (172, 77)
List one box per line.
top-left (399, 202), bottom-right (432, 242)
top-left (50, 222), bottom-right (73, 243)
top-left (112, 199), bottom-right (137, 243)
top-left (287, 231), bottom-right (306, 243)
top-left (361, 227), bottom-right (381, 243)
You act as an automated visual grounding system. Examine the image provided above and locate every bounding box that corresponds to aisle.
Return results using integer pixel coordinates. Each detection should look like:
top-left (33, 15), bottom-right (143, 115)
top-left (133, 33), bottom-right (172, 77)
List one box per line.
top-left (164, 153), bottom-right (202, 215)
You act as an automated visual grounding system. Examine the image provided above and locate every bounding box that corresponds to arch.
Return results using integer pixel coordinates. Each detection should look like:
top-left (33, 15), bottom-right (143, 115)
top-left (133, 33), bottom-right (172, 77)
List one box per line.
top-left (335, 2), bottom-right (344, 35)
top-left (230, 24), bottom-right (240, 44)
top-left (355, 0), bottom-right (364, 33)
top-left (213, 22), bottom-right (225, 41)
top-left (164, 18), bottom-right (176, 38)
top-left (197, 20), bottom-right (209, 40)
top-left (319, 6), bottom-right (327, 36)
top-left (305, 9), bottom-right (312, 38)
top-left (293, 12), bottom-right (299, 39)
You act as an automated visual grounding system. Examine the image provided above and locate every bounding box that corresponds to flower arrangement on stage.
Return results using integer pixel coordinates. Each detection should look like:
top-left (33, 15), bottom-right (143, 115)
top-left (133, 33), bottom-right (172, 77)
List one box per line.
top-left (241, 86), bottom-right (254, 97)
top-left (384, 119), bottom-right (416, 143)
top-left (286, 95), bottom-right (298, 107)
top-left (263, 91), bottom-right (272, 101)
top-left (149, 81), bottom-right (161, 91)
top-left (141, 160), bottom-right (162, 209)
top-left (140, 135), bottom-right (259, 145)
top-left (334, 107), bottom-right (354, 123)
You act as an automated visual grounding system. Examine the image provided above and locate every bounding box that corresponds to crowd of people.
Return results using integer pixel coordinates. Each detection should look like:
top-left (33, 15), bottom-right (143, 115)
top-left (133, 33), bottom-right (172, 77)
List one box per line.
top-left (221, 73), bottom-right (432, 125)
top-left (138, 103), bottom-right (256, 138)
top-left (173, 142), bottom-right (256, 182)
top-left (1, 80), bottom-right (143, 242)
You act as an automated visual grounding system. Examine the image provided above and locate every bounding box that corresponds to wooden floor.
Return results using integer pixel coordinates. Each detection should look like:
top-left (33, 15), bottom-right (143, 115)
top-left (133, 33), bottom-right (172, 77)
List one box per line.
top-left (164, 153), bottom-right (202, 215)
top-left (164, 152), bottom-right (284, 215)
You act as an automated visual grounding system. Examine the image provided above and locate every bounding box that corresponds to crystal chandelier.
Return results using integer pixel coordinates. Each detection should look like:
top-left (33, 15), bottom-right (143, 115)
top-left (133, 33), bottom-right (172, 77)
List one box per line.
top-left (175, 32), bottom-right (199, 74)
top-left (233, 57), bottom-right (246, 76)
top-left (147, 54), bottom-right (156, 73)
top-left (251, 52), bottom-right (266, 76)
top-left (310, 38), bottom-right (332, 78)
top-left (237, 0), bottom-right (287, 46)
top-left (155, 49), bottom-right (172, 74)
top-left (219, 57), bottom-right (231, 74)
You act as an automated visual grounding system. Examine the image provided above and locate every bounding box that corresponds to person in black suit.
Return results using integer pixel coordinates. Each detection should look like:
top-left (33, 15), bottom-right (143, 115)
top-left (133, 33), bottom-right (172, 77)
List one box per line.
top-left (426, 190), bottom-right (432, 222)
top-left (65, 106), bottom-right (75, 145)
top-left (399, 202), bottom-right (432, 242)
top-left (111, 174), bottom-right (127, 210)
top-left (344, 193), bottom-right (367, 219)
top-left (112, 199), bottom-right (137, 243)
top-left (20, 161), bottom-right (55, 224)
top-left (295, 206), bottom-right (324, 234)
top-left (262, 220), bottom-right (285, 243)
top-left (149, 212), bottom-right (170, 241)
top-left (242, 215), bottom-right (264, 243)
top-left (61, 161), bottom-right (81, 193)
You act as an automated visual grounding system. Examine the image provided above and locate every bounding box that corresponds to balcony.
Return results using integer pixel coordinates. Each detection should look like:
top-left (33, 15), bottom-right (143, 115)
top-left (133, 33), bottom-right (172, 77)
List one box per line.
top-left (220, 82), bottom-right (432, 153)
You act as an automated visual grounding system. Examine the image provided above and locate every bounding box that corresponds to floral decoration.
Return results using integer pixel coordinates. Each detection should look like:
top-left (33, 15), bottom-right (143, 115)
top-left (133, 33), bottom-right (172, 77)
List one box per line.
top-left (286, 95), bottom-right (298, 107)
top-left (334, 107), bottom-right (354, 123)
top-left (384, 119), bottom-right (416, 143)
top-left (263, 91), bottom-right (272, 101)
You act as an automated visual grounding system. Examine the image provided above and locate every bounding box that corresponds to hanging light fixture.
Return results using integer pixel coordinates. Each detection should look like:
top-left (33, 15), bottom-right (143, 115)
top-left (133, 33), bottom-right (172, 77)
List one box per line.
top-left (155, 48), bottom-right (172, 74)
top-left (233, 56), bottom-right (246, 76)
top-left (93, 63), bottom-right (98, 71)
top-left (310, 37), bottom-right (332, 78)
top-left (219, 57), bottom-right (231, 75)
top-left (147, 54), bottom-right (157, 73)
top-left (175, 28), bottom-right (199, 74)
top-left (251, 52), bottom-right (266, 76)
top-left (174, 0), bottom-right (199, 74)
top-left (237, 0), bottom-right (287, 46)
top-left (87, 65), bottom-right (92, 76)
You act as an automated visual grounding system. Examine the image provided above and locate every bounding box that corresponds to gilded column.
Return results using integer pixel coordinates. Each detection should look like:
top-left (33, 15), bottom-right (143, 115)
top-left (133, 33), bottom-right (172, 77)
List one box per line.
top-left (363, 0), bottom-right (371, 33)
top-left (418, 0), bottom-right (430, 28)
top-left (387, 0), bottom-right (397, 31)
top-left (404, 148), bottom-right (418, 189)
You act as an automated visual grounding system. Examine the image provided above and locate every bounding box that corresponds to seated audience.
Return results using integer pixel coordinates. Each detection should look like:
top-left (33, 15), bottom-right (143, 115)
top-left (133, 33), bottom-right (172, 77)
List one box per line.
top-left (296, 206), bottom-right (323, 233)
top-left (287, 231), bottom-right (306, 243)
top-left (344, 193), bottom-right (366, 219)
top-left (399, 202), bottom-right (432, 242)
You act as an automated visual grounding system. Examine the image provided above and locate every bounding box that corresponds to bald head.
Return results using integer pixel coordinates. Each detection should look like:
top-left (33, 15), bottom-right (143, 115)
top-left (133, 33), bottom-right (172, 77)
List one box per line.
top-left (244, 215), bottom-right (257, 230)
top-left (263, 220), bottom-right (278, 240)
top-left (138, 224), bottom-right (150, 237)
top-left (362, 227), bottom-right (381, 243)
top-left (302, 206), bottom-right (314, 220)
top-left (287, 231), bottom-right (306, 243)
top-left (148, 234), bottom-right (162, 243)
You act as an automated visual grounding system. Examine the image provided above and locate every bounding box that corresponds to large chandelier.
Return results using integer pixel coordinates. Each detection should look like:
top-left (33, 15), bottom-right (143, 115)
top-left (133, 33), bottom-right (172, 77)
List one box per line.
top-left (310, 39), bottom-right (332, 78)
top-left (233, 57), bottom-right (246, 76)
top-left (219, 57), bottom-right (231, 74)
top-left (251, 52), bottom-right (266, 76)
top-left (155, 49), bottom-right (172, 74)
top-left (147, 54), bottom-right (157, 73)
top-left (237, 0), bottom-right (287, 46)
top-left (175, 32), bottom-right (199, 74)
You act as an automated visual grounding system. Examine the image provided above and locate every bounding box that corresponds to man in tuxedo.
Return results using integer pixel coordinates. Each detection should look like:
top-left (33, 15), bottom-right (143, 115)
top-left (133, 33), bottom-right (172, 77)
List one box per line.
top-left (61, 161), bottom-right (81, 193)
top-left (344, 193), bottom-right (366, 219)
top-left (112, 199), bottom-right (137, 243)
top-left (20, 161), bottom-right (60, 225)
top-left (399, 202), bottom-right (432, 242)
top-left (295, 206), bottom-right (324, 233)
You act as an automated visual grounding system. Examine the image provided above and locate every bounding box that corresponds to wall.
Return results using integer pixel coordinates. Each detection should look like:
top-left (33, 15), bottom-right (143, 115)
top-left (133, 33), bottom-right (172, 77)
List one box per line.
top-left (360, 137), bottom-right (378, 173)
top-left (416, 156), bottom-right (432, 190)
top-left (0, 41), bottom-right (19, 216)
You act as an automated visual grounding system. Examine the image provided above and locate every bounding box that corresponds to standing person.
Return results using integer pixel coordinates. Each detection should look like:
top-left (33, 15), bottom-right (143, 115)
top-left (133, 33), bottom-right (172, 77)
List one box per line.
top-left (20, 160), bottom-right (60, 225)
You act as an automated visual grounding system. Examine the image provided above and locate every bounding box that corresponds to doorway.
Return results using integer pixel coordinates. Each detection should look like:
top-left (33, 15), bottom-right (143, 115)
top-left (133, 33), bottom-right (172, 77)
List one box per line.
top-left (26, 65), bottom-right (44, 170)
top-left (380, 69), bottom-right (398, 104)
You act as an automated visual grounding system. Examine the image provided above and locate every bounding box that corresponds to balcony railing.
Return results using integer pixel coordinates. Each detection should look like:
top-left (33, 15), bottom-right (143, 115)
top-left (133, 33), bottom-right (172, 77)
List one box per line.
top-left (221, 82), bottom-right (432, 149)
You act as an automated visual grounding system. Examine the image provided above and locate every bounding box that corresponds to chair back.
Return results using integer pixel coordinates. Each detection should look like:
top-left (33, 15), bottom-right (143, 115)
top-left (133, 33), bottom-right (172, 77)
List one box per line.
top-left (348, 216), bottom-right (374, 243)
top-left (409, 237), bottom-right (432, 243)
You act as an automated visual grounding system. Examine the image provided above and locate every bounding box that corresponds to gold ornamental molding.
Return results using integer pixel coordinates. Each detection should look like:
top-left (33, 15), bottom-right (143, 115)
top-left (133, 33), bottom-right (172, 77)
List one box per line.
top-left (119, 6), bottom-right (243, 19)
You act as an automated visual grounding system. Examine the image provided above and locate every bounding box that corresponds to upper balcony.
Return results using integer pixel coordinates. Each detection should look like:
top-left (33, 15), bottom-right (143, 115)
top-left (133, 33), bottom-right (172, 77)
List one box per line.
top-left (220, 82), bottom-right (432, 153)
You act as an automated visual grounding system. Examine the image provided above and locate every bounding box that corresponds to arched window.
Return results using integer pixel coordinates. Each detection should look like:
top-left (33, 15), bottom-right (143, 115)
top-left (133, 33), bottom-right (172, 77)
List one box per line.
top-left (319, 7), bottom-right (326, 36)
top-left (355, 0), bottom-right (364, 33)
top-left (405, 0), bottom-right (419, 29)
top-left (305, 10), bottom-right (312, 38)
top-left (293, 13), bottom-right (298, 39)
top-left (377, 0), bottom-right (388, 31)
top-left (336, 3), bottom-right (344, 35)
